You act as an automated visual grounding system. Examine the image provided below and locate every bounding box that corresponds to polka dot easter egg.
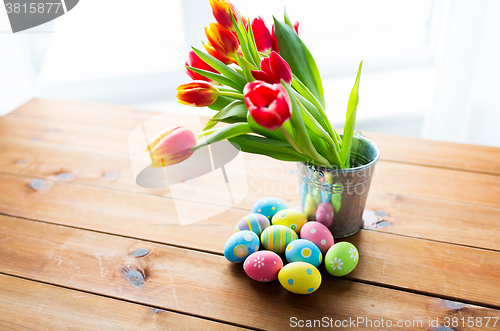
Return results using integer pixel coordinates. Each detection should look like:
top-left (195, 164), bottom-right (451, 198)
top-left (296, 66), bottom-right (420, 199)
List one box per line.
top-left (325, 242), bottom-right (359, 277)
top-left (244, 251), bottom-right (283, 282)
top-left (252, 197), bottom-right (286, 220)
top-left (224, 230), bottom-right (260, 263)
top-left (278, 262), bottom-right (322, 295)
top-left (261, 225), bottom-right (298, 254)
top-left (271, 209), bottom-right (306, 233)
top-left (315, 202), bottom-right (334, 228)
top-left (235, 213), bottom-right (270, 236)
top-left (285, 239), bottom-right (322, 268)
top-left (300, 222), bottom-right (334, 254)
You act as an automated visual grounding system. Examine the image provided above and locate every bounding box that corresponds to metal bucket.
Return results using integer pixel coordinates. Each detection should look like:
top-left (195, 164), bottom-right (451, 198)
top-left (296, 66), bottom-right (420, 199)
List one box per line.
top-left (298, 136), bottom-right (380, 238)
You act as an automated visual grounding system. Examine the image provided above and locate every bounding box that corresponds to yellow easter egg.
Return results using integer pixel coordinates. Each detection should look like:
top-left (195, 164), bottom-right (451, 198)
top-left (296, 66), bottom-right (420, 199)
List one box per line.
top-left (278, 262), bottom-right (321, 295)
top-left (271, 209), bottom-right (307, 233)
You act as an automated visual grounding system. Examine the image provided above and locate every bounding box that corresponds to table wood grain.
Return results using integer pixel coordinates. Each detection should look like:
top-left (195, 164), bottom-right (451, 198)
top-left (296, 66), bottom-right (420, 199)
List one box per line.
top-left (1, 99), bottom-right (499, 330)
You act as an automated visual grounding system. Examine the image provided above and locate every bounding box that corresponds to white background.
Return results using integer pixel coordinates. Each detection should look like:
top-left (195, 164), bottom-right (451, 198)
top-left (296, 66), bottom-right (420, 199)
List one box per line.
top-left (1, 0), bottom-right (499, 147)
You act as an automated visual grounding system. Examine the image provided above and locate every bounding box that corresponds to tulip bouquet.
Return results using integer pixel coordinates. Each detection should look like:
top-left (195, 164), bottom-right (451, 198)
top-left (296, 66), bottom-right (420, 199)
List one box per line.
top-left (148, 0), bottom-right (363, 170)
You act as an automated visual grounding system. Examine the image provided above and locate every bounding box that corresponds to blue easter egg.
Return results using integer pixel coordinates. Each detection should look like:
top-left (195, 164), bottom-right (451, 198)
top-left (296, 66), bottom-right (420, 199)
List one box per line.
top-left (235, 213), bottom-right (270, 236)
top-left (252, 197), bottom-right (287, 220)
top-left (285, 239), bottom-right (323, 268)
top-left (224, 231), bottom-right (260, 263)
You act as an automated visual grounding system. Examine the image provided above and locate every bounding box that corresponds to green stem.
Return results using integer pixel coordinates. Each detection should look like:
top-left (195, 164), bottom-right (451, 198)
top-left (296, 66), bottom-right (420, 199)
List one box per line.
top-left (219, 91), bottom-right (244, 100)
top-left (282, 83), bottom-right (331, 167)
top-left (280, 125), bottom-right (303, 154)
top-left (295, 96), bottom-right (344, 168)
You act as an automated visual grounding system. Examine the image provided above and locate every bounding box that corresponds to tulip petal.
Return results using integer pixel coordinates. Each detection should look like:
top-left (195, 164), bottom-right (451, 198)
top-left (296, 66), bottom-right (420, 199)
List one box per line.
top-left (243, 80), bottom-right (292, 131)
top-left (251, 70), bottom-right (272, 83)
top-left (145, 126), bottom-right (179, 152)
top-left (251, 16), bottom-right (272, 52)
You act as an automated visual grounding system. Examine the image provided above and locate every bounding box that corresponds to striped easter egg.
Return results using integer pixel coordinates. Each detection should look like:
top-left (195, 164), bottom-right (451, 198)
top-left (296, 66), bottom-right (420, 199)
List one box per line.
top-left (260, 225), bottom-right (298, 254)
top-left (235, 213), bottom-right (271, 236)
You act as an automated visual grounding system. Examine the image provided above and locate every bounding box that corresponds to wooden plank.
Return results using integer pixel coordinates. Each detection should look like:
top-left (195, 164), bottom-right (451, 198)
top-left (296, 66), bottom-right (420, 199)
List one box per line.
top-left (1, 137), bottom-right (500, 211)
top-left (0, 115), bottom-right (130, 155)
top-left (371, 161), bottom-right (500, 208)
top-left (8, 99), bottom-right (500, 175)
top-left (365, 131), bottom-right (500, 176)
top-left (1, 165), bottom-right (500, 255)
top-left (1, 173), bottom-right (500, 306)
top-left (9, 98), bottom-right (154, 129)
top-left (1, 139), bottom-right (500, 250)
top-left (0, 172), bottom-right (238, 254)
top-left (0, 274), bottom-right (246, 331)
top-left (1, 215), bottom-right (499, 330)
top-left (364, 191), bottom-right (500, 251)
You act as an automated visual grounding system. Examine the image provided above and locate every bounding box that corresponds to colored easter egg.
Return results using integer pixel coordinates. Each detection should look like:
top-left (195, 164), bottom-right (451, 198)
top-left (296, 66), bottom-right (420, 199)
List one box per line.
top-left (243, 251), bottom-right (283, 282)
top-left (321, 172), bottom-right (333, 202)
top-left (261, 225), bottom-right (298, 254)
top-left (303, 193), bottom-right (318, 220)
top-left (316, 202), bottom-right (334, 227)
top-left (300, 222), bottom-right (334, 254)
top-left (252, 197), bottom-right (287, 220)
top-left (278, 262), bottom-right (321, 295)
top-left (285, 239), bottom-right (322, 268)
top-left (271, 209), bottom-right (307, 233)
top-left (223, 230), bottom-right (260, 263)
top-left (235, 213), bottom-right (270, 236)
top-left (331, 183), bottom-right (342, 213)
top-left (324, 242), bottom-right (359, 277)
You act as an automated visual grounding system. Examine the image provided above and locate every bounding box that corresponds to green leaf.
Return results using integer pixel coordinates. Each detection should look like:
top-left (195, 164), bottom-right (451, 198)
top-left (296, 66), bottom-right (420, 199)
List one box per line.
top-left (208, 96), bottom-right (234, 111)
top-left (194, 122), bottom-right (253, 150)
top-left (273, 18), bottom-right (325, 107)
top-left (212, 100), bottom-right (247, 121)
top-left (283, 7), bottom-right (293, 28)
top-left (231, 14), bottom-right (256, 67)
top-left (247, 112), bottom-right (287, 142)
top-left (186, 66), bottom-right (243, 91)
top-left (235, 54), bottom-right (257, 82)
top-left (228, 134), bottom-right (311, 163)
top-left (192, 47), bottom-right (247, 87)
top-left (246, 17), bottom-right (263, 67)
top-left (340, 61), bottom-right (363, 168)
top-left (203, 120), bottom-right (217, 131)
top-left (292, 74), bottom-right (341, 145)
top-left (283, 83), bottom-right (331, 167)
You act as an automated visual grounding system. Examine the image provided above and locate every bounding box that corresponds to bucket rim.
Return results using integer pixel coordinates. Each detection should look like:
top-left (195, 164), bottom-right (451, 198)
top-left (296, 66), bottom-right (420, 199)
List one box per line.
top-left (299, 135), bottom-right (380, 174)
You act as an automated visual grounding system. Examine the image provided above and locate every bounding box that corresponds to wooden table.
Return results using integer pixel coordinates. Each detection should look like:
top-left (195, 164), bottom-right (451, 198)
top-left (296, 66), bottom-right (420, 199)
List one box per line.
top-left (1, 99), bottom-right (500, 330)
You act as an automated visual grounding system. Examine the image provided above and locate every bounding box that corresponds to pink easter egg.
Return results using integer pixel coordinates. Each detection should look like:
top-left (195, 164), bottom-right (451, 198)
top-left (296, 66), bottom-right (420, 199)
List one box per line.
top-left (316, 202), bottom-right (334, 227)
top-left (300, 222), bottom-right (334, 254)
top-left (243, 251), bottom-right (284, 282)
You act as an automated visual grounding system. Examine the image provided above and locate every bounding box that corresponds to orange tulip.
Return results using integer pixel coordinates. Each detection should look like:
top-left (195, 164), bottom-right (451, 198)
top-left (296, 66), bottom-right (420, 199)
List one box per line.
top-left (205, 22), bottom-right (239, 63)
top-left (145, 127), bottom-right (197, 167)
top-left (176, 81), bottom-right (219, 107)
top-left (204, 42), bottom-right (232, 65)
top-left (209, 0), bottom-right (240, 31)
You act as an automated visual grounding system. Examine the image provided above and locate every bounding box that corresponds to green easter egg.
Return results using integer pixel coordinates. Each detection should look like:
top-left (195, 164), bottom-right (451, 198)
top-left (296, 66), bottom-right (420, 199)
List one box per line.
top-left (324, 242), bottom-right (359, 276)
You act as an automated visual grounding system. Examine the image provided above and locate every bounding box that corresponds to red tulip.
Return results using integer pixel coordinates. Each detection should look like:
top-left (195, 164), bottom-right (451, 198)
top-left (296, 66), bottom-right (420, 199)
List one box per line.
top-left (145, 127), bottom-right (197, 167)
top-left (251, 51), bottom-right (292, 85)
top-left (294, 21), bottom-right (300, 35)
top-left (205, 22), bottom-right (239, 63)
top-left (185, 51), bottom-right (219, 82)
top-left (271, 21), bottom-right (300, 53)
top-left (176, 81), bottom-right (219, 107)
top-left (251, 16), bottom-right (272, 53)
top-left (209, 0), bottom-right (240, 31)
top-left (243, 80), bottom-right (292, 130)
